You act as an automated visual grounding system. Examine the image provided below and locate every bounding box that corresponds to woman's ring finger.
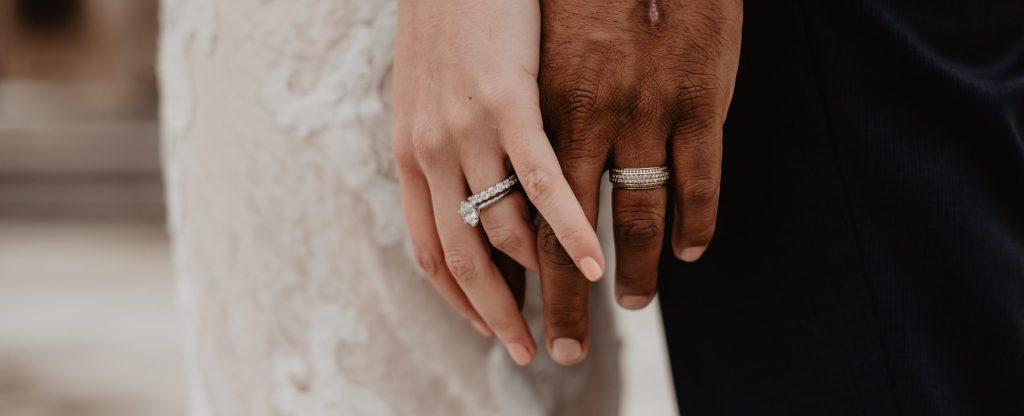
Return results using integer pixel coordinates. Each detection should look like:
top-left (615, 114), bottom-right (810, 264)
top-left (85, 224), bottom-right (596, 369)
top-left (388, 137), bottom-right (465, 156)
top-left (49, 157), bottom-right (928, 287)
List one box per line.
top-left (459, 174), bottom-right (518, 226)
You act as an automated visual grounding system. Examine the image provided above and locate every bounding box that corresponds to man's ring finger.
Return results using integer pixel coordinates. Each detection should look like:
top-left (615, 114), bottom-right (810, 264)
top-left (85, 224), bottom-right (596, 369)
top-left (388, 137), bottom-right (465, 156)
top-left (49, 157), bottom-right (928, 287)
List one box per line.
top-left (609, 167), bottom-right (670, 190)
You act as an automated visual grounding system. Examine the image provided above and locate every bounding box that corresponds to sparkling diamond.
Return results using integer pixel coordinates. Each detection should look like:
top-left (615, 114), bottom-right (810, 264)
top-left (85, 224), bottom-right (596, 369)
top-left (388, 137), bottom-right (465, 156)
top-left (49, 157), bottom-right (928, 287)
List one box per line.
top-left (459, 201), bottom-right (480, 226)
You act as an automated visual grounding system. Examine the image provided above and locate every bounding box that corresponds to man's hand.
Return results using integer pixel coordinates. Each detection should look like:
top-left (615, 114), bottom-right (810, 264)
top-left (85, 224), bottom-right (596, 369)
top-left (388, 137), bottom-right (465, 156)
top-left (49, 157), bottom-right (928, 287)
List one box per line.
top-left (536, 0), bottom-right (742, 365)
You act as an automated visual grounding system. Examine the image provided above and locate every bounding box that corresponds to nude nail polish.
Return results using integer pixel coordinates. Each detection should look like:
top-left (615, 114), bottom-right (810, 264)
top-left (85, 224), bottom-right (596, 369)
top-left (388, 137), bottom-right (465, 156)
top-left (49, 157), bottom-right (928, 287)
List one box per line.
top-left (579, 257), bottom-right (603, 281)
top-left (619, 294), bottom-right (652, 310)
top-left (680, 246), bottom-right (706, 263)
top-left (551, 338), bottom-right (584, 365)
top-left (506, 343), bottom-right (532, 366)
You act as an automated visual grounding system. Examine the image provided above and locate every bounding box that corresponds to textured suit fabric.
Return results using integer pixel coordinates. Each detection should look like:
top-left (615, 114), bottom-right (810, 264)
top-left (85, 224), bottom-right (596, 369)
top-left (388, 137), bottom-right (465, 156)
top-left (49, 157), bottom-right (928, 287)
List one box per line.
top-left (658, 1), bottom-right (1024, 414)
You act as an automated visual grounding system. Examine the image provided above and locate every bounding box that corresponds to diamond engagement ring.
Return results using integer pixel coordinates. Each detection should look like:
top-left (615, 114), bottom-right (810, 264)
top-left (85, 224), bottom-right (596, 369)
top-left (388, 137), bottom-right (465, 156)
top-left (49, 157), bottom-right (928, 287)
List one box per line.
top-left (609, 166), bottom-right (670, 190)
top-left (459, 174), bottom-right (518, 226)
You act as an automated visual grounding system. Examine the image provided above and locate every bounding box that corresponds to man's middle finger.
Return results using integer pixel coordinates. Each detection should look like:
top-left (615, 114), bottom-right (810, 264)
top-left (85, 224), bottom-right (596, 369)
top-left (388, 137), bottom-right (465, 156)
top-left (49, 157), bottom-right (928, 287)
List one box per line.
top-left (537, 118), bottom-right (610, 366)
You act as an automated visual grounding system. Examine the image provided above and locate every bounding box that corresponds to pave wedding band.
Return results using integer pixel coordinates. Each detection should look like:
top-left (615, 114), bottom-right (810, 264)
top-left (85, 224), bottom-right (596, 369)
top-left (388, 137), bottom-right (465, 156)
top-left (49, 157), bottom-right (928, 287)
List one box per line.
top-left (459, 174), bottom-right (518, 227)
top-left (609, 166), bottom-right (670, 190)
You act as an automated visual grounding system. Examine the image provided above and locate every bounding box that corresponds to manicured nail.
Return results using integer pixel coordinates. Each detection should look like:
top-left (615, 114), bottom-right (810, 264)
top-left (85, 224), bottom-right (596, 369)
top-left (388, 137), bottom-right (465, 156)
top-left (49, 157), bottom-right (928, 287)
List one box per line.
top-left (506, 343), bottom-right (532, 366)
top-left (680, 246), bottom-right (706, 263)
top-left (551, 338), bottom-right (584, 365)
top-left (471, 321), bottom-right (492, 337)
top-left (619, 294), bottom-right (652, 310)
top-left (579, 257), bottom-right (603, 281)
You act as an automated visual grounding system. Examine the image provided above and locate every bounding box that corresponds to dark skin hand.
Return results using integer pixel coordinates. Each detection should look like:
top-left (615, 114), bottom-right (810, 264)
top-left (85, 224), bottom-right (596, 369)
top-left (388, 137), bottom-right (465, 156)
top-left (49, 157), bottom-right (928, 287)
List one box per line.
top-left (536, 0), bottom-right (742, 365)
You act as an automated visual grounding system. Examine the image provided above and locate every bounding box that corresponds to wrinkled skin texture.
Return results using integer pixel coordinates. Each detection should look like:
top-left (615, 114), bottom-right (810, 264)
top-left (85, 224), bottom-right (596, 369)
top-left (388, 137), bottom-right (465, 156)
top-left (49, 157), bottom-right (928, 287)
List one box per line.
top-left (536, 0), bottom-right (742, 364)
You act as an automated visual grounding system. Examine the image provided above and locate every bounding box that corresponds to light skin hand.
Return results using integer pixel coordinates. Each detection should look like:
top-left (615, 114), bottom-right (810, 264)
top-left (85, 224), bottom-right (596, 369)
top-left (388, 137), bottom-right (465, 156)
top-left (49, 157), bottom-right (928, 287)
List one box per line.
top-left (536, 0), bottom-right (743, 365)
top-left (392, 0), bottom-right (607, 366)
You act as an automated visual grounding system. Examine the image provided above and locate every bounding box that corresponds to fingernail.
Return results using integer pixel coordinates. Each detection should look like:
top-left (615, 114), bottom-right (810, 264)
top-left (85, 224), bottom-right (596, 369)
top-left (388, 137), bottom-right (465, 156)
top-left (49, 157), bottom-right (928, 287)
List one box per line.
top-left (551, 338), bottom-right (584, 365)
top-left (579, 257), bottom-right (603, 281)
top-left (471, 321), bottom-right (492, 337)
top-left (506, 343), bottom-right (532, 366)
top-left (619, 294), bottom-right (652, 310)
top-left (680, 246), bottom-right (706, 263)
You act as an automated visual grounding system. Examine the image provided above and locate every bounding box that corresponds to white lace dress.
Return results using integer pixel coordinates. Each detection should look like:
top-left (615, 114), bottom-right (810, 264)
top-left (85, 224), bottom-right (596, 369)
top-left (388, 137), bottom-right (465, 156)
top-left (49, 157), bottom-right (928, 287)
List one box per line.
top-left (158, 0), bottom-right (620, 414)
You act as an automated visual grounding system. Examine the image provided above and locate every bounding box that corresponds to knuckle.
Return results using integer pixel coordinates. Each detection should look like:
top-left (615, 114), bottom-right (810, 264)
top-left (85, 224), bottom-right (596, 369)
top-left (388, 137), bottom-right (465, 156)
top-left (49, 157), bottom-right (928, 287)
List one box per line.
top-left (680, 109), bottom-right (725, 140)
top-left (391, 138), bottom-right (416, 171)
top-left (614, 211), bottom-right (665, 249)
top-left (520, 167), bottom-right (556, 208)
top-left (672, 131), bottom-right (721, 164)
top-left (409, 125), bottom-right (445, 168)
top-left (676, 111), bottom-right (726, 143)
top-left (681, 176), bottom-right (721, 208)
top-left (444, 109), bottom-right (476, 139)
top-left (485, 225), bottom-right (523, 254)
top-left (624, 91), bottom-right (669, 130)
top-left (546, 300), bottom-right (588, 330)
top-left (667, 75), bottom-right (725, 123)
top-left (444, 252), bottom-right (477, 286)
top-left (409, 123), bottom-right (438, 149)
top-left (617, 269), bottom-right (654, 290)
top-left (414, 249), bottom-right (444, 278)
top-left (562, 87), bottom-right (601, 120)
top-left (538, 225), bottom-right (577, 271)
top-left (540, 65), bottom-right (603, 117)
top-left (545, 84), bottom-right (606, 129)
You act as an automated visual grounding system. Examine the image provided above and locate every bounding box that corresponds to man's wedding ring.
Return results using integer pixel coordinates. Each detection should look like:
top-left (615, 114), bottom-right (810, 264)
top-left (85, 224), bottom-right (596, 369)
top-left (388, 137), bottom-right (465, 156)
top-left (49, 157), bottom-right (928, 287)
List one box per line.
top-left (459, 174), bottom-right (518, 227)
top-left (609, 166), bottom-right (670, 190)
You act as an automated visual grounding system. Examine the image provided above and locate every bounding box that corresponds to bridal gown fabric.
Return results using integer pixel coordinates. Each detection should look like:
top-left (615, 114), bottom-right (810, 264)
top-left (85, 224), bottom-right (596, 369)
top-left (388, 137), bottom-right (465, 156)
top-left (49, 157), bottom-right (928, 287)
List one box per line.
top-left (158, 0), bottom-right (620, 415)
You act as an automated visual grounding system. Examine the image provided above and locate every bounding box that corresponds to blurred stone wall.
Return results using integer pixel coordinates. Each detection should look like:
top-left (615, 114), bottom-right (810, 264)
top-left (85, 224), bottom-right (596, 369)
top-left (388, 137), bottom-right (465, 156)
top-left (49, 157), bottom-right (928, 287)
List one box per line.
top-left (0, 0), bottom-right (162, 220)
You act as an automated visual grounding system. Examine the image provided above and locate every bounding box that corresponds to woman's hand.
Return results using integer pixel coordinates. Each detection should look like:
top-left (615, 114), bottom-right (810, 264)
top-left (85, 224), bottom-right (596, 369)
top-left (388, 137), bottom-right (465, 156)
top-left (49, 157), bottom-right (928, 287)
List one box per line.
top-left (392, 0), bottom-right (606, 366)
top-left (535, 0), bottom-right (742, 365)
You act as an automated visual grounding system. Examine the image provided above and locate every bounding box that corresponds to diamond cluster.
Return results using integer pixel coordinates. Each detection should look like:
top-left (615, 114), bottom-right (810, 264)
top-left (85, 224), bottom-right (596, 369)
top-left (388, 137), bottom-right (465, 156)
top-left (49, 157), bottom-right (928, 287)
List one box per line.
top-left (609, 167), bottom-right (669, 190)
top-left (459, 174), bottom-right (519, 226)
top-left (459, 201), bottom-right (480, 226)
top-left (468, 176), bottom-right (517, 205)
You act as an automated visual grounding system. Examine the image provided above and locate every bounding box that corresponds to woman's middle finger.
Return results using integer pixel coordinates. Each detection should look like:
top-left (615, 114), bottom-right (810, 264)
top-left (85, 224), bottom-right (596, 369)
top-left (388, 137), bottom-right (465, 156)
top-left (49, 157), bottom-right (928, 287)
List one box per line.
top-left (424, 158), bottom-right (537, 366)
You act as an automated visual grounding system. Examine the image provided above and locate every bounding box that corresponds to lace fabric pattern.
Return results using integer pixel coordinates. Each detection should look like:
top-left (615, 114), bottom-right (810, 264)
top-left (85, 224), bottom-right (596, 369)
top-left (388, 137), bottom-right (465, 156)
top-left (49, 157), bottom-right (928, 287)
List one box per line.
top-left (158, 0), bottom-right (620, 414)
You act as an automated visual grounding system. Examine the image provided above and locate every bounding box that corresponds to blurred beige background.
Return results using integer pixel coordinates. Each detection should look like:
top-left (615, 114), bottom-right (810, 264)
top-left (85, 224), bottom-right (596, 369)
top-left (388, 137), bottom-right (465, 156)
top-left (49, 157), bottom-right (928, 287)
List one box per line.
top-left (0, 0), bottom-right (161, 219)
top-left (0, 1), bottom-right (675, 415)
top-left (0, 1), bottom-right (182, 415)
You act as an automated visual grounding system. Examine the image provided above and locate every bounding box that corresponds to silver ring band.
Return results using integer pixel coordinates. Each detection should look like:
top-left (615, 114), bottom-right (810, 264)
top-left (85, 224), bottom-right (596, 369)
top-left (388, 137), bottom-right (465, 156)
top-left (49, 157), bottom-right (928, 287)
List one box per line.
top-left (609, 166), bottom-right (669, 190)
top-left (459, 174), bottom-right (518, 226)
